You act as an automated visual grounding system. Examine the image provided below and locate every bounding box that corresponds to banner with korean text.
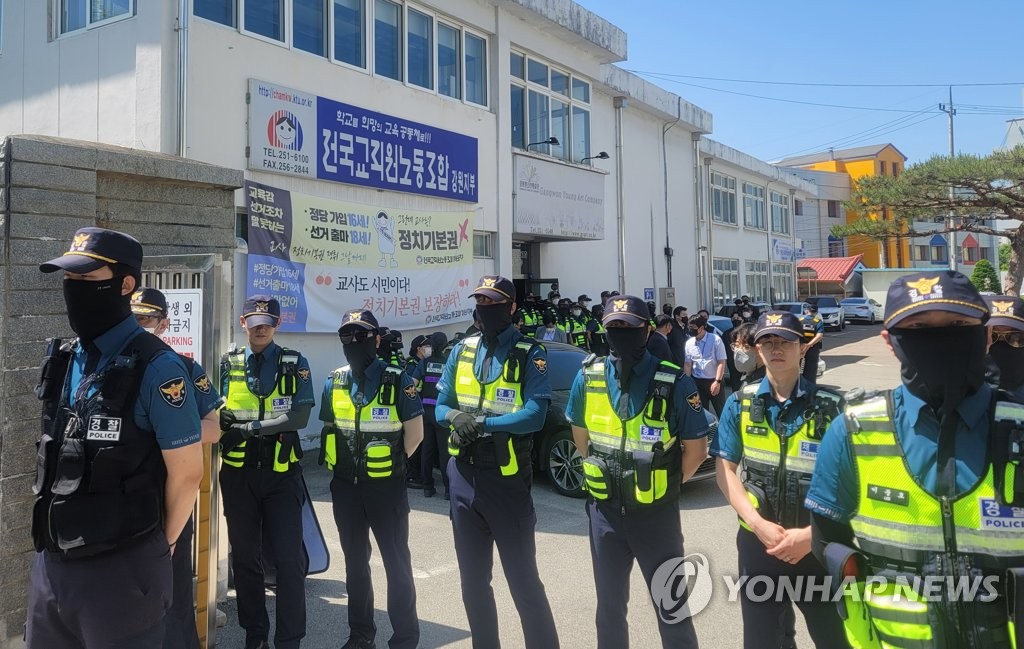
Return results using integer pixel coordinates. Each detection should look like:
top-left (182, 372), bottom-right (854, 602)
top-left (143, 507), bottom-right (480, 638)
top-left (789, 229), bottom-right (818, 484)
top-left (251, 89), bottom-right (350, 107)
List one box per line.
top-left (245, 181), bottom-right (476, 332)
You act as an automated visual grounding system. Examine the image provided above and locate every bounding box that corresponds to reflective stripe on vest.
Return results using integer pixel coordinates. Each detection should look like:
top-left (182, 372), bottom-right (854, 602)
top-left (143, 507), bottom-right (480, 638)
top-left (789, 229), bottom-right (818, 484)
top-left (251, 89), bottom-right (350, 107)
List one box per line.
top-left (222, 348), bottom-right (298, 472)
top-left (452, 335), bottom-right (531, 416)
top-left (323, 365), bottom-right (403, 473)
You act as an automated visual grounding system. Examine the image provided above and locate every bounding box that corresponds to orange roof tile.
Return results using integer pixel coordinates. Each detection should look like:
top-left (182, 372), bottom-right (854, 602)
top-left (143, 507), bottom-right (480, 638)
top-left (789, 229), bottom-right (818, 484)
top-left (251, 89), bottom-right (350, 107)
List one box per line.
top-left (797, 255), bottom-right (864, 283)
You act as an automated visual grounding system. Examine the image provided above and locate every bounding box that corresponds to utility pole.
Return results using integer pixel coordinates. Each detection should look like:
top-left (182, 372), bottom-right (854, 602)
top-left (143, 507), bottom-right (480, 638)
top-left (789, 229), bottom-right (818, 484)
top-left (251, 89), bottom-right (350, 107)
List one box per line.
top-left (939, 86), bottom-right (957, 271)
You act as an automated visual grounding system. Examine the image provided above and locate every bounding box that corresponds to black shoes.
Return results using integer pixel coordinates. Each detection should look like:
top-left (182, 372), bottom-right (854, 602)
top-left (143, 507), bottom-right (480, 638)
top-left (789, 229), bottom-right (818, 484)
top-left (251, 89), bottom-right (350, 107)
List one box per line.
top-left (341, 638), bottom-right (376, 649)
top-left (424, 486), bottom-right (437, 498)
top-left (244, 639), bottom-right (269, 649)
top-left (406, 477), bottom-right (424, 489)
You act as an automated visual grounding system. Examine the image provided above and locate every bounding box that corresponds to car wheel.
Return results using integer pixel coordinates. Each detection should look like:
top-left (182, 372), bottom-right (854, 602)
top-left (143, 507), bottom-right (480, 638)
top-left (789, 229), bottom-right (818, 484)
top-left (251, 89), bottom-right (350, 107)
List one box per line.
top-left (869, 313), bottom-right (875, 325)
top-left (841, 318), bottom-right (846, 330)
top-left (544, 428), bottom-right (585, 498)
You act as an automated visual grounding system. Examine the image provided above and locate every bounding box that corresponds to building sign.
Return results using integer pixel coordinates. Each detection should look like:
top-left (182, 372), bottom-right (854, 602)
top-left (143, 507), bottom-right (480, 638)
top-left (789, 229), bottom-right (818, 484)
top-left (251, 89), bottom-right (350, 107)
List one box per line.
top-left (248, 79), bottom-right (479, 203)
top-left (245, 181), bottom-right (475, 332)
top-left (159, 289), bottom-right (203, 360)
top-left (772, 238), bottom-right (795, 262)
top-left (513, 154), bottom-right (605, 240)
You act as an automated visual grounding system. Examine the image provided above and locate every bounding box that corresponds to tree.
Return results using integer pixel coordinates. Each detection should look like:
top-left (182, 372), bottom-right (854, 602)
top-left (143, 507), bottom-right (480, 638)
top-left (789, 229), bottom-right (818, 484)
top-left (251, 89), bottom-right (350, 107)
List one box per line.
top-left (835, 145), bottom-right (1024, 295)
top-left (969, 258), bottom-right (1001, 293)
top-left (999, 241), bottom-right (1011, 271)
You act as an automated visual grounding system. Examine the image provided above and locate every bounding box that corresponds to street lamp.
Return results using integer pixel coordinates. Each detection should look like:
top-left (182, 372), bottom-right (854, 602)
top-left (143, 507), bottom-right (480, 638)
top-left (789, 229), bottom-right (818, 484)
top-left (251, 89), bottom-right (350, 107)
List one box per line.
top-left (580, 151), bottom-right (610, 164)
top-left (526, 136), bottom-right (559, 149)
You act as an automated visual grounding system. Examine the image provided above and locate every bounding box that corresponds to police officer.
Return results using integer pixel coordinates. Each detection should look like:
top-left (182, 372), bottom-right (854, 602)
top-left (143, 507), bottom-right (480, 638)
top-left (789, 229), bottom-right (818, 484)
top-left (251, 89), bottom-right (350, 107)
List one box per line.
top-left (435, 275), bottom-right (560, 649)
top-left (806, 271), bottom-right (1024, 648)
top-left (132, 288), bottom-right (223, 649)
top-left (712, 311), bottom-right (848, 649)
top-left (409, 331), bottom-right (451, 498)
top-left (590, 303), bottom-right (609, 356)
top-left (319, 309), bottom-right (423, 649)
top-left (219, 296), bottom-right (314, 649)
top-left (985, 295), bottom-right (1024, 400)
top-left (799, 303), bottom-right (824, 384)
top-left (568, 299), bottom-right (592, 349)
top-left (27, 228), bottom-right (205, 648)
top-left (566, 294), bottom-right (708, 649)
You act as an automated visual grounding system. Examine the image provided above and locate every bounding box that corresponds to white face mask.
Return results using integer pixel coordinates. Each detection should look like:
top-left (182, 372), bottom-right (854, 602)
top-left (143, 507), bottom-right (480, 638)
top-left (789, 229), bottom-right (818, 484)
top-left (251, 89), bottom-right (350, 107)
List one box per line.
top-left (571, 308), bottom-right (582, 317)
top-left (143, 326), bottom-right (159, 336)
top-left (421, 346), bottom-right (433, 358)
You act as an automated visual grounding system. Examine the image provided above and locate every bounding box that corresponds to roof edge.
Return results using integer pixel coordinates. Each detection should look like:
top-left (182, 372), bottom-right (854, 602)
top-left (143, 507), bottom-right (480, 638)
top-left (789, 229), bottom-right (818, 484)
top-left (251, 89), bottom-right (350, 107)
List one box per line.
top-left (600, 66), bottom-right (713, 134)
top-left (700, 139), bottom-right (817, 193)
top-left (499, 0), bottom-right (627, 62)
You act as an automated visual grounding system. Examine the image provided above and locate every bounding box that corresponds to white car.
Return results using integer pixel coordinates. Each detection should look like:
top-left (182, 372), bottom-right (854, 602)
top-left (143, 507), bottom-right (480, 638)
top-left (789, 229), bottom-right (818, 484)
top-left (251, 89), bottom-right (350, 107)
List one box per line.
top-left (840, 297), bottom-right (884, 324)
top-left (805, 296), bottom-right (846, 331)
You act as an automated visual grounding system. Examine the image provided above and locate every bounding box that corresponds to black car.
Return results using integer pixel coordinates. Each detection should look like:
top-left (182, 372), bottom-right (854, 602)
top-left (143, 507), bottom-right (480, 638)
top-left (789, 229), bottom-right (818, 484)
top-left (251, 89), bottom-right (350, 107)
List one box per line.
top-left (532, 341), bottom-right (716, 498)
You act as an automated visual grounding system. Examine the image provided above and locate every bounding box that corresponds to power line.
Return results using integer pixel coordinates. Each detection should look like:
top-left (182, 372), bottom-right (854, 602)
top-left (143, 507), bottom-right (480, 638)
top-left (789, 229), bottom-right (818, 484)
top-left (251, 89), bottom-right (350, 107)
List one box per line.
top-left (773, 112), bottom-right (942, 162)
top-left (772, 107), bottom-right (937, 160)
top-left (627, 70), bottom-right (1024, 89)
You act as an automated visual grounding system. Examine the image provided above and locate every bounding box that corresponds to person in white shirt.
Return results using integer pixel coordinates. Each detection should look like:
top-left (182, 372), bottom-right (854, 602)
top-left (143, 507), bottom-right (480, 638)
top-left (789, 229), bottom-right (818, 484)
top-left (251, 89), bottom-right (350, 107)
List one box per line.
top-left (535, 313), bottom-right (567, 343)
top-left (683, 315), bottom-right (728, 415)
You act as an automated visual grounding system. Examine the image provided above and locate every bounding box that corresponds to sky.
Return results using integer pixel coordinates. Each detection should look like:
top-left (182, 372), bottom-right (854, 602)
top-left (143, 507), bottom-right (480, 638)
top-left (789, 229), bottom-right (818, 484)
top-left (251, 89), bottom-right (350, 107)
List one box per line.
top-left (574, 0), bottom-right (1024, 165)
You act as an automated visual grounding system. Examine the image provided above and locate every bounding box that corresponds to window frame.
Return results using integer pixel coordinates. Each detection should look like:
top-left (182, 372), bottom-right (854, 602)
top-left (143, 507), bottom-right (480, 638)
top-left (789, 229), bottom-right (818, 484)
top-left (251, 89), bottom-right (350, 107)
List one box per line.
top-left (742, 182), bottom-right (766, 230)
top-left (743, 260), bottom-right (769, 303)
top-left (462, 28), bottom-right (488, 107)
top-left (711, 172), bottom-right (738, 226)
top-left (770, 190), bottom-right (790, 235)
top-left (511, 49), bottom-right (591, 162)
top-left (405, 4), bottom-right (434, 90)
top-left (771, 262), bottom-right (793, 302)
top-left (712, 257), bottom-right (740, 309)
top-left (193, 0), bottom-right (237, 28)
top-left (473, 232), bottom-right (494, 259)
top-left (436, 19), bottom-right (461, 100)
top-left (57, 0), bottom-right (136, 37)
top-left (329, 0), bottom-right (368, 71)
top-left (292, 0), bottom-right (329, 57)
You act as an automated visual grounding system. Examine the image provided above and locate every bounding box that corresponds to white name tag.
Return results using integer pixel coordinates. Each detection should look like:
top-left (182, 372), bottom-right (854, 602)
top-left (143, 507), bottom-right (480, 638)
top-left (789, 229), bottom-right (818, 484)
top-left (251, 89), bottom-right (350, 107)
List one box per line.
top-left (86, 416), bottom-right (122, 441)
top-left (271, 397), bottom-right (292, 412)
top-left (639, 425), bottom-right (662, 442)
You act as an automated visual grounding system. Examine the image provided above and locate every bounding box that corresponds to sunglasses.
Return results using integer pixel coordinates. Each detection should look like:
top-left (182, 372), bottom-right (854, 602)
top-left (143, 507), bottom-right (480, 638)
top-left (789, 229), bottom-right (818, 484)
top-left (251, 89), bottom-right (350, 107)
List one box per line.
top-left (992, 330), bottom-right (1024, 348)
top-left (339, 330), bottom-right (374, 344)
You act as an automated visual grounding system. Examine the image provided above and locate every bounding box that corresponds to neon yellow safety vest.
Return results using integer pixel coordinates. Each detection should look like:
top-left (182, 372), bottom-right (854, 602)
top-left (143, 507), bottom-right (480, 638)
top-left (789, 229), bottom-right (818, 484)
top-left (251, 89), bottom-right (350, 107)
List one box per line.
top-left (581, 359), bottom-right (682, 506)
top-left (738, 382), bottom-right (839, 530)
top-left (322, 365), bottom-right (404, 481)
top-left (448, 334), bottom-right (537, 476)
top-left (841, 394), bottom-right (1022, 649)
top-left (221, 347), bottom-right (302, 473)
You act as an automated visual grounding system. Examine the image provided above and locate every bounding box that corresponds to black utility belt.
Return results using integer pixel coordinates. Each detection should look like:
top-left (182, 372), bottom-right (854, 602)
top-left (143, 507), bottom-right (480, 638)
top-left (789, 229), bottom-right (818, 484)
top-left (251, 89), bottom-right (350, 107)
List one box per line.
top-left (457, 434), bottom-right (531, 470)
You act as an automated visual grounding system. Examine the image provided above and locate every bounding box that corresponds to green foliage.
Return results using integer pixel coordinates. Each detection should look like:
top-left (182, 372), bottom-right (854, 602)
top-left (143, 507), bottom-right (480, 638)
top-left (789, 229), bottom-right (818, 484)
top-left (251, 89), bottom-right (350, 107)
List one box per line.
top-left (1000, 242), bottom-right (1011, 271)
top-left (969, 258), bottom-right (1001, 293)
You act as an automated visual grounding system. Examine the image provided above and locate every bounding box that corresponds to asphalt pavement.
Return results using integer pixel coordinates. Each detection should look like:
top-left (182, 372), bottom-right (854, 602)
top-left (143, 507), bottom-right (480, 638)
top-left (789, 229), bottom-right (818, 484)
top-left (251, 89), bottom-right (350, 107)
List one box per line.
top-left (213, 322), bottom-right (900, 648)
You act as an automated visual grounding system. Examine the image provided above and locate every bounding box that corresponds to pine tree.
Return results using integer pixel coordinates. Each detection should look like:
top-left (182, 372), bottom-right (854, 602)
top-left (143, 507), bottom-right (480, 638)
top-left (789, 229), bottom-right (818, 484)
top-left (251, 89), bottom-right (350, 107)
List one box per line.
top-left (969, 258), bottom-right (1001, 293)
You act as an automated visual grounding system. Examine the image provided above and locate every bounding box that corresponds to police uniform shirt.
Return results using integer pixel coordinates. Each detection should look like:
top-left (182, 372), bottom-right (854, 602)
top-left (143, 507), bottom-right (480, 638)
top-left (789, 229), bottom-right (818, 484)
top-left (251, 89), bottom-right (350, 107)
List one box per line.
top-left (69, 316), bottom-right (201, 450)
top-left (800, 314), bottom-right (824, 344)
top-left (435, 327), bottom-right (552, 434)
top-left (804, 384), bottom-right (992, 522)
top-left (187, 359), bottom-right (223, 418)
top-left (711, 376), bottom-right (817, 463)
top-left (219, 341), bottom-right (315, 411)
top-left (564, 354), bottom-right (709, 441)
top-left (684, 332), bottom-right (727, 379)
top-left (318, 358), bottom-right (424, 424)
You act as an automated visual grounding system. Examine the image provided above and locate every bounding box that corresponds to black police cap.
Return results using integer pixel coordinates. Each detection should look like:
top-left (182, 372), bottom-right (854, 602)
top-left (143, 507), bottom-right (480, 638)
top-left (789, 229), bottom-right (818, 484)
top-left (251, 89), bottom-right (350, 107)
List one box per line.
top-left (884, 271), bottom-right (989, 328)
top-left (40, 227), bottom-right (143, 275)
top-left (242, 295), bottom-right (281, 327)
top-left (339, 308), bottom-right (379, 332)
top-left (985, 295), bottom-right (1024, 331)
top-left (603, 295), bottom-right (650, 326)
top-left (131, 288), bottom-right (168, 317)
top-left (469, 275), bottom-right (515, 302)
top-left (754, 311), bottom-right (803, 342)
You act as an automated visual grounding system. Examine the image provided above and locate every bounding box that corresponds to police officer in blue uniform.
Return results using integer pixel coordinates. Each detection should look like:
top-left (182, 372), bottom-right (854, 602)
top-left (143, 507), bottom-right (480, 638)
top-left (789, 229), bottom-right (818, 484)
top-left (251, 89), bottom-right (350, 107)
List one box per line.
top-left (408, 332), bottom-right (450, 498)
top-left (27, 228), bottom-right (205, 648)
top-left (132, 287), bottom-right (224, 649)
top-left (219, 296), bottom-right (315, 649)
top-left (984, 295), bottom-right (1024, 400)
top-left (319, 309), bottom-right (424, 649)
top-left (799, 303), bottom-right (824, 384)
top-left (566, 295), bottom-right (708, 649)
top-left (435, 275), bottom-right (560, 649)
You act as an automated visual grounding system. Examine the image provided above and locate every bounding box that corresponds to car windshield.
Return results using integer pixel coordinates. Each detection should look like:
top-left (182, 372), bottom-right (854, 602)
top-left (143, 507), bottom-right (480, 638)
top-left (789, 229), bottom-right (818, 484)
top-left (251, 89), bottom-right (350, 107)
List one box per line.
top-left (775, 304), bottom-right (804, 314)
top-left (808, 297), bottom-right (838, 308)
top-left (841, 298), bottom-right (866, 304)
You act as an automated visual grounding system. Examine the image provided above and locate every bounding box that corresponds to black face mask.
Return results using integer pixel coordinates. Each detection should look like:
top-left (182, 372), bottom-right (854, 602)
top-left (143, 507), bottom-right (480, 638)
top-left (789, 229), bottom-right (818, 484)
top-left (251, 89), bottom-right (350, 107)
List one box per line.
top-left (989, 341), bottom-right (1024, 390)
top-left (888, 325), bottom-right (988, 412)
top-left (343, 339), bottom-right (378, 378)
top-left (606, 327), bottom-right (649, 389)
top-left (63, 277), bottom-right (132, 343)
top-left (476, 303), bottom-right (513, 339)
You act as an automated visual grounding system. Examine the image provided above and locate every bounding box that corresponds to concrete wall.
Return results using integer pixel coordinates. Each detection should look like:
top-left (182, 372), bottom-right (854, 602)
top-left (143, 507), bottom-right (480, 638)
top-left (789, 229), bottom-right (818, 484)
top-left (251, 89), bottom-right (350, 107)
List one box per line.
top-left (0, 135), bottom-right (241, 648)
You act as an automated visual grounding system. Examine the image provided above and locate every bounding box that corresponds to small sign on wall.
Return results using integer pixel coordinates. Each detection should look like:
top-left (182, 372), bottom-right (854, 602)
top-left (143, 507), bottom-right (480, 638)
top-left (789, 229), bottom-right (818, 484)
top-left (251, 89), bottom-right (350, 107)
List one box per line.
top-left (643, 288), bottom-right (655, 301)
top-left (160, 289), bottom-right (203, 360)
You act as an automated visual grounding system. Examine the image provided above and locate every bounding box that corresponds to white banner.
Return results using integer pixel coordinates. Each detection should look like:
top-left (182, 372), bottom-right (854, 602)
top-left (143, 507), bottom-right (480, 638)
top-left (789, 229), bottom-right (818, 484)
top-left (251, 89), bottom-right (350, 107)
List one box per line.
top-left (159, 289), bottom-right (203, 360)
top-left (513, 154), bottom-right (606, 240)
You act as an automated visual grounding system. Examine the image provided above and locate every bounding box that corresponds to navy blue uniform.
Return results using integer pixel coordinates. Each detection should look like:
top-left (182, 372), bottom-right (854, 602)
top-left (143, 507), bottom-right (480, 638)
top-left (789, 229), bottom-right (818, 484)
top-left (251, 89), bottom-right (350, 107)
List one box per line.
top-left (408, 355), bottom-right (450, 494)
top-left (566, 354), bottom-right (708, 649)
top-left (27, 317), bottom-right (202, 649)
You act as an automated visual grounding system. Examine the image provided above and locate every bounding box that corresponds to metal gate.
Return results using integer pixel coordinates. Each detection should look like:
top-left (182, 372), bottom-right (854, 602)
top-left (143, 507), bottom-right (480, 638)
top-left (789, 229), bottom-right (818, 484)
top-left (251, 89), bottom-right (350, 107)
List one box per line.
top-left (142, 254), bottom-right (232, 649)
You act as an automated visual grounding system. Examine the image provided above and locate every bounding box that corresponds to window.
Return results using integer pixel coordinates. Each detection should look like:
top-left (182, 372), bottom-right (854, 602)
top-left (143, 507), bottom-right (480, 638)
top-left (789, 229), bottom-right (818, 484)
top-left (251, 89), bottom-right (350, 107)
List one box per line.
top-left (243, 0), bottom-right (285, 41)
top-left (464, 32), bottom-right (486, 106)
top-left (892, 163), bottom-right (901, 177)
top-left (794, 199), bottom-right (803, 216)
top-left (931, 245), bottom-right (948, 263)
top-left (374, 0), bottom-right (401, 80)
top-left (333, 0), bottom-right (364, 67)
top-left (770, 191), bottom-right (790, 234)
top-left (60, 0), bottom-right (133, 34)
top-left (964, 246), bottom-right (979, 263)
top-left (711, 172), bottom-right (737, 225)
top-left (406, 8), bottom-right (432, 89)
top-left (294, 0), bottom-right (326, 55)
top-left (828, 235), bottom-right (845, 257)
top-left (195, 0), bottom-right (235, 26)
top-left (827, 200), bottom-right (839, 219)
top-left (980, 246), bottom-right (992, 263)
top-left (437, 23), bottom-right (460, 98)
top-left (879, 161), bottom-right (887, 175)
top-left (913, 245), bottom-right (929, 261)
top-left (744, 261), bottom-right (769, 303)
top-left (512, 51), bottom-right (590, 161)
top-left (712, 258), bottom-right (739, 308)
top-left (742, 182), bottom-right (766, 230)
top-left (473, 232), bottom-right (494, 258)
top-left (771, 263), bottom-right (793, 302)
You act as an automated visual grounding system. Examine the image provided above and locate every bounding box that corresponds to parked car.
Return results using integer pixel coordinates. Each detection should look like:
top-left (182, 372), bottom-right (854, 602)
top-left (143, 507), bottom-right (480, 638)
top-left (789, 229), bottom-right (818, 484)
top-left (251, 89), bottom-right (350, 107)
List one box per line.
top-left (773, 301), bottom-right (811, 316)
top-left (715, 302), bottom-right (771, 319)
top-left (840, 297), bottom-right (884, 324)
top-left (533, 341), bottom-right (717, 497)
top-left (805, 295), bottom-right (846, 331)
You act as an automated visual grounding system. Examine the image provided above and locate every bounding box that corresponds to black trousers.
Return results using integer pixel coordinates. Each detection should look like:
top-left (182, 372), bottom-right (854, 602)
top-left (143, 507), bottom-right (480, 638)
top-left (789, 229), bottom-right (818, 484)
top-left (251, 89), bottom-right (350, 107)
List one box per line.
top-left (448, 459), bottom-right (559, 649)
top-left (164, 515), bottom-right (201, 649)
top-left (801, 344), bottom-right (821, 384)
top-left (736, 527), bottom-right (849, 649)
top-left (330, 475), bottom-right (419, 649)
top-left (420, 406), bottom-right (450, 493)
top-left (220, 466), bottom-right (306, 649)
top-left (587, 499), bottom-right (699, 649)
top-left (694, 377), bottom-right (726, 417)
top-left (26, 531), bottom-right (172, 648)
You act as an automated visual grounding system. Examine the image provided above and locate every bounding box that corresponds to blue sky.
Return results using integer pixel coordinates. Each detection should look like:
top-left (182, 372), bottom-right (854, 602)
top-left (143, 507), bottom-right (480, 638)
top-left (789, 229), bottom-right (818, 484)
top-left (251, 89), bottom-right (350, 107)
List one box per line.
top-left (575, 0), bottom-right (1024, 165)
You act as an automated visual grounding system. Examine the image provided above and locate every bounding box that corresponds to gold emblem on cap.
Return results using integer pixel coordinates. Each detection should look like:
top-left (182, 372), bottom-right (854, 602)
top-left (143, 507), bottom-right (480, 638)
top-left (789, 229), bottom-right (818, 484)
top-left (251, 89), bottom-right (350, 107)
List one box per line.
top-left (612, 299), bottom-right (628, 312)
top-left (132, 291), bottom-right (143, 302)
top-left (766, 313), bottom-right (782, 325)
top-left (482, 277), bottom-right (496, 288)
top-left (906, 276), bottom-right (940, 296)
top-left (992, 300), bottom-right (1014, 315)
top-left (255, 301), bottom-right (269, 313)
top-left (70, 233), bottom-right (89, 252)
top-left (348, 310), bottom-right (363, 322)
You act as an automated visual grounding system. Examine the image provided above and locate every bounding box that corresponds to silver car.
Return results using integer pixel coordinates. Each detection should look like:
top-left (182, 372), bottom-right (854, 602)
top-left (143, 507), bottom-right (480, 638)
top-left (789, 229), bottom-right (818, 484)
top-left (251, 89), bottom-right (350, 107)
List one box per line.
top-left (840, 297), bottom-right (884, 324)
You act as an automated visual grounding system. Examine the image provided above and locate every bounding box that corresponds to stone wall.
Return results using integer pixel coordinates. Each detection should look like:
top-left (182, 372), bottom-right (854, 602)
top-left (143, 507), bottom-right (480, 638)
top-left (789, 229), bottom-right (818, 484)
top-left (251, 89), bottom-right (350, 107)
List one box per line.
top-left (0, 135), bottom-right (242, 647)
